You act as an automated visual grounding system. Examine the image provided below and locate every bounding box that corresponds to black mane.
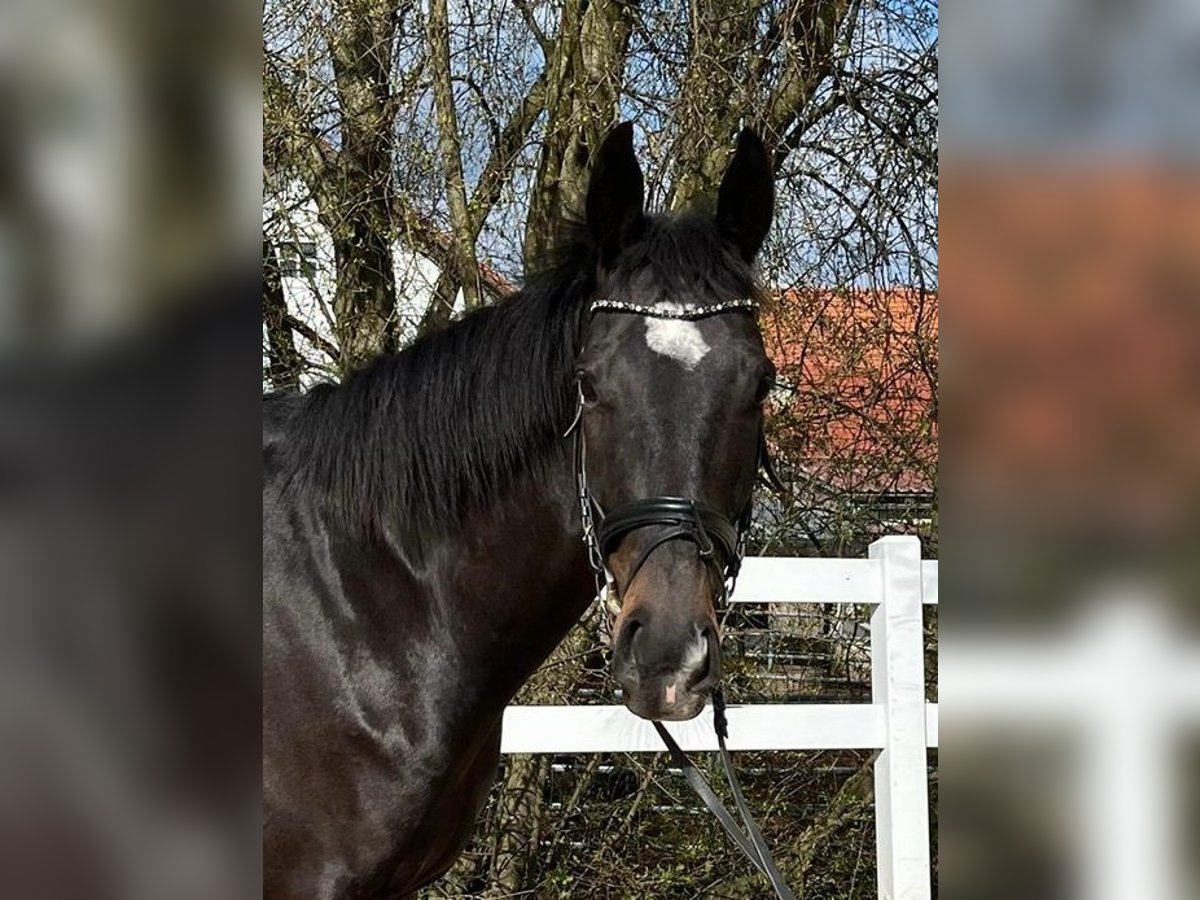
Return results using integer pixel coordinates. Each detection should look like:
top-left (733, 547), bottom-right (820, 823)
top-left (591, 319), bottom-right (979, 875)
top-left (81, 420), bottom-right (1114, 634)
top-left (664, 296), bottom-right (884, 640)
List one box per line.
top-left (270, 214), bottom-right (758, 547)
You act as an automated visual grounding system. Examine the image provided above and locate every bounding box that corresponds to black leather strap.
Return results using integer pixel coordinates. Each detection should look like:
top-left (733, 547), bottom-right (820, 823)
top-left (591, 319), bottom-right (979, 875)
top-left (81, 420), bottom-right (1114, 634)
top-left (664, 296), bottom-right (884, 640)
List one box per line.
top-left (653, 722), bottom-right (768, 874)
top-left (712, 694), bottom-right (795, 899)
top-left (598, 497), bottom-right (739, 564)
top-left (654, 691), bottom-right (797, 900)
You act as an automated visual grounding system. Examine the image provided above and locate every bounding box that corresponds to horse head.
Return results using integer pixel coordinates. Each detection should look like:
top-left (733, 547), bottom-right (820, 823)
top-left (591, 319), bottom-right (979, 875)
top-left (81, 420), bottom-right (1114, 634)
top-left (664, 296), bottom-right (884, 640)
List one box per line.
top-left (574, 123), bottom-right (776, 721)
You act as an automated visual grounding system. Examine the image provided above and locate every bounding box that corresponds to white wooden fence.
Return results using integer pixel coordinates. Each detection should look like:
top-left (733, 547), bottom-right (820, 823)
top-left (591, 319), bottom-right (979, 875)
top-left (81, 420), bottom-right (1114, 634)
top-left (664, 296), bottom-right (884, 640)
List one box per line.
top-left (502, 536), bottom-right (937, 900)
top-left (942, 597), bottom-right (1200, 900)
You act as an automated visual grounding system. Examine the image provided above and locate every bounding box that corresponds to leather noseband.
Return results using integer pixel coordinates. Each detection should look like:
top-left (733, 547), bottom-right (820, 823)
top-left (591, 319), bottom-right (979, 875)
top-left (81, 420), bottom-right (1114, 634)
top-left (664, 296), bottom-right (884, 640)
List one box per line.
top-left (595, 495), bottom-right (744, 600)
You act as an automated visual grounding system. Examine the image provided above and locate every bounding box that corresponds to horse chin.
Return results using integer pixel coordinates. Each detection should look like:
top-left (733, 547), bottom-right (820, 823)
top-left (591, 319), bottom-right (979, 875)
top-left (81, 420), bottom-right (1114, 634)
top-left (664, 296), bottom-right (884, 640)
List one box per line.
top-left (623, 689), bottom-right (708, 723)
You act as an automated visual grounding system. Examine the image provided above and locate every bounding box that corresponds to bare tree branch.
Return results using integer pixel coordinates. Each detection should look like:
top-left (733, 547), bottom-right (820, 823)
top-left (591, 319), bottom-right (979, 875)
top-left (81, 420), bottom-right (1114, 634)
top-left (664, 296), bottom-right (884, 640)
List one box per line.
top-left (427, 0), bottom-right (482, 314)
top-left (420, 71), bottom-right (547, 333)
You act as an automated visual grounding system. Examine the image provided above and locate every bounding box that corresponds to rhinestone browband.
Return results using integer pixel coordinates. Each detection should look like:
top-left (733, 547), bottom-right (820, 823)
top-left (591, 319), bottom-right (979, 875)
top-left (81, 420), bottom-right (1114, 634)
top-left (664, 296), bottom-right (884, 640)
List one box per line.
top-left (590, 298), bottom-right (759, 320)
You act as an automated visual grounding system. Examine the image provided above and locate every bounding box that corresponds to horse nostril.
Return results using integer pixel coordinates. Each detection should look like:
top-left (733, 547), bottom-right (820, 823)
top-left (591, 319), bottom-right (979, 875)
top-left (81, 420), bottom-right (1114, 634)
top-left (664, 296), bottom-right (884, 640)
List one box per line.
top-left (684, 628), bottom-right (714, 688)
top-left (621, 617), bottom-right (644, 664)
top-left (694, 626), bottom-right (721, 687)
top-left (685, 651), bottom-right (709, 688)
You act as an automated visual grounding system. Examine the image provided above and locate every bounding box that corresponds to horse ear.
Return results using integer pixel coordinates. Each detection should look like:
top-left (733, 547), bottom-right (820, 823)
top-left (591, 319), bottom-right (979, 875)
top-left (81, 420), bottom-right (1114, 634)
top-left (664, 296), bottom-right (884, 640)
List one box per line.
top-left (715, 129), bottom-right (775, 263)
top-left (586, 122), bottom-right (645, 265)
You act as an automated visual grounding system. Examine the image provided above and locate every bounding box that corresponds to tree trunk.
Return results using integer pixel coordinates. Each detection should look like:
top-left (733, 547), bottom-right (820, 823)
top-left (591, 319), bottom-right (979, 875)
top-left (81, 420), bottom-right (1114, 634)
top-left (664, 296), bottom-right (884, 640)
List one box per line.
top-left (330, 220), bottom-right (398, 372)
top-left (427, 0), bottom-right (482, 324)
top-left (669, 0), bottom-right (852, 209)
top-left (486, 755), bottom-right (548, 895)
top-left (668, 0), bottom-right (761, 209)
top-left (262, 239), bottom-right (302, 391)
top-left (523, 0), bottom-right (636, 267)
top-left (327, 0), bottom-right (401, 374)
top-left (420, 72), bottom-right (548, 335)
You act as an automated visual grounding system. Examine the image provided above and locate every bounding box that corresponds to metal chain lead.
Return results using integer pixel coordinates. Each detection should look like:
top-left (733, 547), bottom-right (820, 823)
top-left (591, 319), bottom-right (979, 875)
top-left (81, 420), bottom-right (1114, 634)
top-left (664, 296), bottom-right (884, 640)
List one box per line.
top-left (567, 382), bottom-right (614, 605)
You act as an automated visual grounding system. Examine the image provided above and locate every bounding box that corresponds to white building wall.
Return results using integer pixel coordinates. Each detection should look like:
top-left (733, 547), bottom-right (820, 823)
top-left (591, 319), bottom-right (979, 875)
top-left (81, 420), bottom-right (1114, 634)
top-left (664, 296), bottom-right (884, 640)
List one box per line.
top-left (264, 181), bottom-right (469, 384)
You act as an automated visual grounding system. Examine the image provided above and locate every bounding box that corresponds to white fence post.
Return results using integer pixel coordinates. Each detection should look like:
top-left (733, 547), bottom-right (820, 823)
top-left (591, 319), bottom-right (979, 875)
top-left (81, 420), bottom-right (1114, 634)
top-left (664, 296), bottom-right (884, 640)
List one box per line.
top-left (869, 536), bottom-right (931, 900)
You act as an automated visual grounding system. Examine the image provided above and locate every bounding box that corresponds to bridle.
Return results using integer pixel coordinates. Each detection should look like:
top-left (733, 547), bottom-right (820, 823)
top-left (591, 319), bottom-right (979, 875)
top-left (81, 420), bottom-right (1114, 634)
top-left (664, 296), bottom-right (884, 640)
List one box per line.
top-left (564, 296), bottom-right (797, 900)
top-left (565, 297), bottom-right (761, 612)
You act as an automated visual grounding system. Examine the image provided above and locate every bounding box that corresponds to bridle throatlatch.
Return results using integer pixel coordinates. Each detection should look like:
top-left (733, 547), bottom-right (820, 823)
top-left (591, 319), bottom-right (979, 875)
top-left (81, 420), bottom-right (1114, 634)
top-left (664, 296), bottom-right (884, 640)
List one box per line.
top-left (565, 297), bottom-right (797, 900)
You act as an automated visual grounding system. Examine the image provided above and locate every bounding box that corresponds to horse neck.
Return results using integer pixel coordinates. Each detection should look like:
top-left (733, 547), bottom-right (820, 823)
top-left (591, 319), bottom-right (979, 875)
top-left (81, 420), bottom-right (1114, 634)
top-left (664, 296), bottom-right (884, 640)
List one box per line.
top-left (373, 300), bottom-right (596, 709)
top-left (421, 432), bottom-right (596, 708)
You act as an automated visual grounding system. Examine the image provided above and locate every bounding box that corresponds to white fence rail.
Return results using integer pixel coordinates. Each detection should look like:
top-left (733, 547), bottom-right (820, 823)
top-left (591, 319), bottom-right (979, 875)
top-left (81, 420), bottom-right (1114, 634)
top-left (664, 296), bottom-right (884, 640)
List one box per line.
top-left (502, 535), bottom-right (937, 900)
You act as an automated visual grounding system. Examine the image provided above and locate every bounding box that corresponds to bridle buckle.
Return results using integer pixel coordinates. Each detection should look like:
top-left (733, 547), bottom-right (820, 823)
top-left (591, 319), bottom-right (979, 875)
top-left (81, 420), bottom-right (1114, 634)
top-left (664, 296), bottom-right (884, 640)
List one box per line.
top-left (690, 500), bottom-right (716, 560)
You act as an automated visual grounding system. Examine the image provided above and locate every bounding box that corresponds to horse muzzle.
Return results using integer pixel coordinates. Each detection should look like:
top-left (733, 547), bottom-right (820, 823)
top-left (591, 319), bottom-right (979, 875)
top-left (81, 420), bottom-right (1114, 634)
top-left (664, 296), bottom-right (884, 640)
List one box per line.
top-left (612, 609), bottom-right (721, 721)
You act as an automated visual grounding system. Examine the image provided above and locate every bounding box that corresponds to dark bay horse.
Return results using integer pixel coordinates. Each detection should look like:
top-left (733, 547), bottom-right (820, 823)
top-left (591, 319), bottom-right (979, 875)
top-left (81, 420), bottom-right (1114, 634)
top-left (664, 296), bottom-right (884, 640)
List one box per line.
top-left (263, 123), bottom-right (776, 898)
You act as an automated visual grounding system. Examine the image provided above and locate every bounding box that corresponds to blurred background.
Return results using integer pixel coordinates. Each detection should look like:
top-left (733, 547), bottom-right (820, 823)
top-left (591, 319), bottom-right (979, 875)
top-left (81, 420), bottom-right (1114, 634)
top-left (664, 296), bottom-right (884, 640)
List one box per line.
top-left (0, 0), bottom-right (261, 897)
top-left (2, 0), bottom-right (1198, 895)
top-left (942, 1), bottom-right (1200, 899)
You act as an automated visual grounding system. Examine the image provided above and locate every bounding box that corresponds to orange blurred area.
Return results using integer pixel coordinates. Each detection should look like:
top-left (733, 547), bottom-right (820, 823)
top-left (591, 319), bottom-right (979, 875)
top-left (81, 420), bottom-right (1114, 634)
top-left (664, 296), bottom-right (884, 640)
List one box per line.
top-left (943, 167), bottom-right (1200, 618)
top-left (942, 15), bottom-right (1200, 894)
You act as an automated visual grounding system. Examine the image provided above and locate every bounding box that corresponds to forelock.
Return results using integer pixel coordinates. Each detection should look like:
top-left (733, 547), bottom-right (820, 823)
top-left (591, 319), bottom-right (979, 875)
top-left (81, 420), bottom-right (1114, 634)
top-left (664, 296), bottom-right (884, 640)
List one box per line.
top-left (605, 214), bottom-right (760, 306)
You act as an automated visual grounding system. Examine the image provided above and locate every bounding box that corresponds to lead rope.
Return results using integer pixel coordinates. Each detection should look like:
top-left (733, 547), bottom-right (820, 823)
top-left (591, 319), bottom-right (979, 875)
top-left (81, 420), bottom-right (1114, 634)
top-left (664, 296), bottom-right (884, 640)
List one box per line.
top-left (652, 691), bottom-right (796, 900)
top-left (651, 554), bottom-right (796, 900)
top-left (711, 689), bottom-right (796, 899)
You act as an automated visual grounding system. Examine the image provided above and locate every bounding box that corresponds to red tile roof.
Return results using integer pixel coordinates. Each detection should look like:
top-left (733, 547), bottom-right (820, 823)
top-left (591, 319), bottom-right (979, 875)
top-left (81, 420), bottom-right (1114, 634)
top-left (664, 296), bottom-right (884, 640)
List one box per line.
top-left (760, 287), bottom-right (938, 496)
